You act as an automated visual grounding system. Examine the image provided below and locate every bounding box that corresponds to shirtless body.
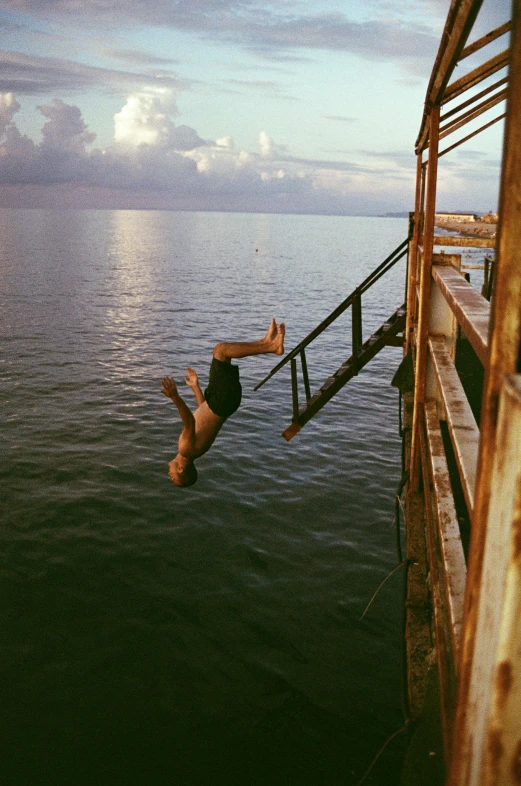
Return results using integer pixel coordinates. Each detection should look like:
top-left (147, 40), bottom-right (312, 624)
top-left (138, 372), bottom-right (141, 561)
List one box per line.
top-left (161, 319), bottom-right (285, 486)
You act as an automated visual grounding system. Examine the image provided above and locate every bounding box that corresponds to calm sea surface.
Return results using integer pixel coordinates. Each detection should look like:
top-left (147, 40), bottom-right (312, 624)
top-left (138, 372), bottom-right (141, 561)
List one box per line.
top-left (1, 209), bottom-right (410, 785)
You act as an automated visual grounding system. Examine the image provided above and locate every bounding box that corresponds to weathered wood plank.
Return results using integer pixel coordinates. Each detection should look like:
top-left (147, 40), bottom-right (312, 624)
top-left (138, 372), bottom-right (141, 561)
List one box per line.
top-left (433, 236), bottom-right (495, 248)
top-left (429, 335), bottom-right (480, 514)
top-left (432, 265), bottom-right (489, 365)
top-left (424, 399), bottom-right (467, 664)
top-left (450, 3), bottom-right (521, 783)
top-left (420, 419), bottom-right (456, 759)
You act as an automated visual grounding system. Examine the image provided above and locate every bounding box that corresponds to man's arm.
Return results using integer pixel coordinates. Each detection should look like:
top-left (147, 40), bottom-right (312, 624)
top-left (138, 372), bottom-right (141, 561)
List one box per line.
top-left (161, 376), bottom-right (196, 453)
top-left (184, 367), bottom-right (205, 407)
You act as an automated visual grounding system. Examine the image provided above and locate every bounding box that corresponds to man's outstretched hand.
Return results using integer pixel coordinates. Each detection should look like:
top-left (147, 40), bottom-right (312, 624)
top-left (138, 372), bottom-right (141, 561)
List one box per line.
top-left (184, 367), bottom-right (199, 390)
top-left (161, 376), bottom-right (179, 400)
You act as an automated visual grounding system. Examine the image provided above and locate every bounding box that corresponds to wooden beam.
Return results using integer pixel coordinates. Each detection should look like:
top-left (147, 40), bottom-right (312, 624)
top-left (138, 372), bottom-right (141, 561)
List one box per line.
top-left (443, 49), bottom-right (510, 106)
top-left (429, 335), bottom-right (480, 514)
top-left (433, 235), bottom-right (496, 248)
top-left (420, 417), bottom-right (457, 760)
top-left (440, 76), bottom-right (508, 122)
top-left (424, 399), bottom-right (467, 663)
top-left (432, 265), bottom-right (489, 365)
top-left (438, 113), bottom-right (506, 157)
top-left (449, 0), bottom-right (521, 781)
top-left (410, 107), bottom-right (441, 491)
top-left (416, 0), bottom-right (485, 152)
top-left (439, 88), bottom-right (507, 139)
top-left (449, 377), bottom-right (521, 784)
top-left (459, 20), bottom-right (512, 60)
top-left (406, 154), bottom-right (424, 354)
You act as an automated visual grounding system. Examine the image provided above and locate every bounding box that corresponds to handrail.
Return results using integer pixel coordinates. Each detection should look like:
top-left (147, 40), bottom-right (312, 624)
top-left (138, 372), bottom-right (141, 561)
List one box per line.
top-left (254, 237), bottom-right (409, 391)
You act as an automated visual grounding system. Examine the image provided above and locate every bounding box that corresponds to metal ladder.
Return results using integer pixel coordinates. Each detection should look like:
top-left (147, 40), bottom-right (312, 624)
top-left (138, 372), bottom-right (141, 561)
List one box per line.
top-left (255, 238), bottom-right (408, 440)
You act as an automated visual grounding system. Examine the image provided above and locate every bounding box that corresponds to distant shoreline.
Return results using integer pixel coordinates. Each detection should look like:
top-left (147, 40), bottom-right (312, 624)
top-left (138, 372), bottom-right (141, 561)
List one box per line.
top-left (434, 219), bottom-right (497, 238)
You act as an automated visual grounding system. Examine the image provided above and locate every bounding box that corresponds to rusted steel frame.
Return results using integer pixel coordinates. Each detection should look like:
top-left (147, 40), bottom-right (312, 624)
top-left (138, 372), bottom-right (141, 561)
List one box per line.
top-left (438, 113), bottom-right (507, 157)
top-left (480, 377), bottom-right (521, 783)
top-left (433, 236), bottom-right (495, 249)
top-left (424, 399), bottom-right (467, 664)
top-left (429, 335), bottom-right (479, 514)
top-left (416, 0), bottom-right (484, 153)
top-left (442, 49), bottom-right (510, 106)
top-left (419, 417), bottom-right (457, 760)
top-left (253, 238), bottom-right (408, 391)
top-left (406, 154), bottom-right (424, 354)
top-left (449, 378), bottom-right (521, 785)
top-left (439, 88), bottom-right (507, 139)
top-left (300, 349), bottom-right (311, 402)
top-left (410, 106), bottom-right (441, 492)
top-left (459, 20), bottom-right (512, 60)
top-left (432, 265), bottom-right (489, 365)
top-left (449, 2), bottom-right (521, 782)
top-left (440, 76), bottom-right (508, 122)
top-left (290, 357), bottom-right (299, 423)
top-left (351, 290), bottom-right (362, 375)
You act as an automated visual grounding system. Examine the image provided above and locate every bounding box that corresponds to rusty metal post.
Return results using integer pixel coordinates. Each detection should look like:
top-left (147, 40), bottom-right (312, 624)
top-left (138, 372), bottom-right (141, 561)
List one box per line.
top-left (406, 152), bottom-right (424, 354)
top-left (290, 357), bottom-right (299, 423)
top-left (449, 1), bottom-right (521, 782)
top-left (300, 349), bottom-right (311, 402)
top-left (351, 290), bottom-right (362, 375)
top-left (409, 105), bottom-right (441, 491)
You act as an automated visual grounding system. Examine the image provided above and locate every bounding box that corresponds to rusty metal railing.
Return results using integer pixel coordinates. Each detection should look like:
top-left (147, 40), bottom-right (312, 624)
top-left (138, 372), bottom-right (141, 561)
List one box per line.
top-left (254, 236), bottom-right (409, 400)
top-left (402, 0), bottom-right (521, 783)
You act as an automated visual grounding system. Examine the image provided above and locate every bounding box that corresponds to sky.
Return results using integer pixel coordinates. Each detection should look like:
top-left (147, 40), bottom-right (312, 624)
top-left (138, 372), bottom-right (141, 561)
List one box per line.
top-left (0, 0), bottom-right (512, 214)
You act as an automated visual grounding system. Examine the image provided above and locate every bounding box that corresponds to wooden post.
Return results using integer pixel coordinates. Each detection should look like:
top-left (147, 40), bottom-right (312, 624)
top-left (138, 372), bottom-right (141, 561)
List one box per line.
top-left (351, 291), bottom-right (362, 375)
top-left (410, 105), bottom-right (441, 491)
top-left (290, 358), bottom-right (299, 423)
top-left (300, 349), bottom-right (311, 402)
top-left (449, 1), bottom-right (521, 782)
top-left (406, 152), bottom-right (424, 354)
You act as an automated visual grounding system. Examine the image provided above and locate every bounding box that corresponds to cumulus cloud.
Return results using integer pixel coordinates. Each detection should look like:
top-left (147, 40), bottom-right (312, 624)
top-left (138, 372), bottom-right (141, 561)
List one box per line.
top-left (114, 89), bottom-right (179, 147)
top-left (259, 131), bottom-right (288, 159)
top-left (39, 98), bottom-right (96, 154)
top-left (0, 91), bottom-right (20, 135)
top-left (0, 91), bottom-right (432, 213)
top-left (114, 88), bottom-right (205, 151)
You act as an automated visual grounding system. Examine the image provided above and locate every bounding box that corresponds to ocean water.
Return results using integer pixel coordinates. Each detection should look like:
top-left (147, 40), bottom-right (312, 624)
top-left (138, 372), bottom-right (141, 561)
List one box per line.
top-left (1, 209), bottom-right (409, 785)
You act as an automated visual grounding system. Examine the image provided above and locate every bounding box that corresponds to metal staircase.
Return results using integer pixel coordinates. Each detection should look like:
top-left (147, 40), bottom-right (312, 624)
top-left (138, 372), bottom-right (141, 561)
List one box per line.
top-left (254, 238), bottom-right (408, 440)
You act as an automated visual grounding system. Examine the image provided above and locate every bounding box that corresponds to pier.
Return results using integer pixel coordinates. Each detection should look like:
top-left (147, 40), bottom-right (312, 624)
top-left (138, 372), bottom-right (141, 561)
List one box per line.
top-left (260, 0), bottom-right (521, 781)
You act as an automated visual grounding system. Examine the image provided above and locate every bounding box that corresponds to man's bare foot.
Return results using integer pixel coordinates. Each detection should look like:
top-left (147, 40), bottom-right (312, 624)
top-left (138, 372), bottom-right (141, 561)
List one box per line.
top-left (273, 322), bottom-right (285, 355)
top-left (264, 318), bottom-right (277, 343)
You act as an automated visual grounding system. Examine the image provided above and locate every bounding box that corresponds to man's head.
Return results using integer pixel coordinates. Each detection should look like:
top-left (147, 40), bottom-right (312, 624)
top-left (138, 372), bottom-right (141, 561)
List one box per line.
top-left (168, 456), bottom-right (198, 487)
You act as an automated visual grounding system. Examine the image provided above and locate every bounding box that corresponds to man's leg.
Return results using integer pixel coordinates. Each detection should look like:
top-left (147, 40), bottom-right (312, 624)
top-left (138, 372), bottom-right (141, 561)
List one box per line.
top-left (213, 319), bottom-right (285, 362)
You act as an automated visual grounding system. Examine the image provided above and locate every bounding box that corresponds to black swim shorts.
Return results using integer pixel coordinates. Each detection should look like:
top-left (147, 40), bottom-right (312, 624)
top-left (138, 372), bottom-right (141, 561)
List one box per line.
top-left (204, 358), bottom-right (242, 419)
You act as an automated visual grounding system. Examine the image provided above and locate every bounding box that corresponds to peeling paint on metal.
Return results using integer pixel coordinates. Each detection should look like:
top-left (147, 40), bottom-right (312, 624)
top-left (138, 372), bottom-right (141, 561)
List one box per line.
top-left (495, 660), bottom-right (513, 706)
top-left (511, 740), bottom-right (521, 783)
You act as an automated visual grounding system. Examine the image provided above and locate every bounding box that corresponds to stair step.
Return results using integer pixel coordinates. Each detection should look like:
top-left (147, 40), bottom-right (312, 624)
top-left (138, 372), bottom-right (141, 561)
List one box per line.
top-left (283, 303), bottom-right (407, 439)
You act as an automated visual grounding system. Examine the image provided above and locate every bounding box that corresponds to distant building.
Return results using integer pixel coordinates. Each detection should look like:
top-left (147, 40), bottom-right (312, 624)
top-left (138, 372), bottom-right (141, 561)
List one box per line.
top-left (435, 211), bottom-right (479, 222)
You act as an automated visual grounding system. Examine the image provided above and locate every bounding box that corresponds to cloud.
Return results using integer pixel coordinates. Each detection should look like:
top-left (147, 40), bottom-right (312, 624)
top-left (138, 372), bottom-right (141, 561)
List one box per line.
top-left (113, 88), bottom-right (206, 151)
top-left (39, 98), bottom-right (96, 153)
top-left (0, 91), bottom-right (20, 135)
top-left (0, 49), bottom-right (189, 96)
top-left (98, 47), bottom-right (180, 68)
top-left (2, 2), bottom-right (439, 70)
top-left (324, 115), bottom-right (357, 124)
top-left (10, 91), bottom-right (502, 214)
top-left (224, 78), bottom-right (298, 102)
top-left (258, 131), bottom-right (288, 158)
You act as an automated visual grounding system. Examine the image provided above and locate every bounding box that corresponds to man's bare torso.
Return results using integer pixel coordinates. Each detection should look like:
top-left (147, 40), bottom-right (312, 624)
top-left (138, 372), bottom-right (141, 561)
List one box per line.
top-left (183, 401), bottom-right (225, 459)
